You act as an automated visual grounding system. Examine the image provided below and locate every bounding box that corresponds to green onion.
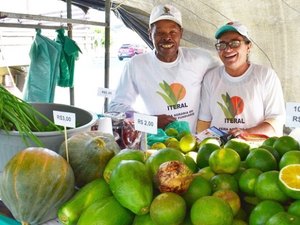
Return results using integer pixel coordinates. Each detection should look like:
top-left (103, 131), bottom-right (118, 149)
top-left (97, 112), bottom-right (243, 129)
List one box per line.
top-left (0, 84), bottom-right (62, 147)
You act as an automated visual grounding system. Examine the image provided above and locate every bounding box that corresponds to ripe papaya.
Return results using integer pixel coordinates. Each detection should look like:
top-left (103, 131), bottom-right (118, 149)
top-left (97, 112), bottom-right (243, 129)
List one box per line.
top-left (77, 196), bottom-right (134, 225)
top-left (57, 178), bottom-right (112, 225)
top-left (103, 148), bottom-right (146, 183)
top-left (109, 160), bottom-right (153, 215)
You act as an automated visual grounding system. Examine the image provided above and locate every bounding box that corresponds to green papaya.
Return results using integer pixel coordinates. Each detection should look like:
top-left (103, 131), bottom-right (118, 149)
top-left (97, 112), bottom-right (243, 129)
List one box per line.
top-left (109, 160), bottom-right (153, 215)
top-left (57, 178), bottom-right (112, 225)
top-left (132, 213), bottom-right (156, 225)
top-left (77, 196), bottom-right (134, 225)
top-left (103, 148), bottom-right (146, 183)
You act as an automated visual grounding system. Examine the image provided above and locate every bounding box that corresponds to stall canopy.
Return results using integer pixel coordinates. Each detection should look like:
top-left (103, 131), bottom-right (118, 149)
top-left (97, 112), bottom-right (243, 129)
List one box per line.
top-left (68, 0), bottom-right (300, 104)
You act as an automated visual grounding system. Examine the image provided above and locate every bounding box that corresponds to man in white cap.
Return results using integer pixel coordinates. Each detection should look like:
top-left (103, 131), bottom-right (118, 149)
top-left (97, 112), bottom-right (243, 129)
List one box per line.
top-left (109, 3), bottom-right (218, 133)
top-left (197, 21), bottom-right (285, 137)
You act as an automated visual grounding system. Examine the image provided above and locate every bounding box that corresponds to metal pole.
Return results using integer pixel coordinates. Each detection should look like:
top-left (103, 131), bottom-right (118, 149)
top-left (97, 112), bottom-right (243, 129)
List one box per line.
top-left (104, 0), bottom-right (111, 112)
top-left (66, 0), bottom-right (74, 106)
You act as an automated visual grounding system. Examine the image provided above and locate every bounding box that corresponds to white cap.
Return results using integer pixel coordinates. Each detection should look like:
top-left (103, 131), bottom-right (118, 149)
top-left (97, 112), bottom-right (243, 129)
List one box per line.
top-left (215, 21), bottom-right (250, 40)
top-left (149, 4), bottom-right (182, 27)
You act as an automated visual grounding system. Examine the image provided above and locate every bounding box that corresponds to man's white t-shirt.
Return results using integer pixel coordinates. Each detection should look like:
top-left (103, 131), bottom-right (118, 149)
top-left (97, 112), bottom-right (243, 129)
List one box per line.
top-left (109, 47), bottom-right (218, 132)
top-left (198, 63), bottom-right (285, 136)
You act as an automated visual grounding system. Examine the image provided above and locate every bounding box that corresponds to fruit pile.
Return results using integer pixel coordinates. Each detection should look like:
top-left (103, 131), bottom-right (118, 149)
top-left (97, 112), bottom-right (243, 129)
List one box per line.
top-left (1, 130), bottom-right (300, 225)
top-left (59, 133), bottom-right (300, 225)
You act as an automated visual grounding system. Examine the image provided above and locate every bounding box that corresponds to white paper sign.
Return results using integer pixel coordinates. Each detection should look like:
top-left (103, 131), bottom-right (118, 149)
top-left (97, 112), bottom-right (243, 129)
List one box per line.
top-left (53, 110), bottom-right (76, 128)
top-left (97, 87), bottom-right (115, 98)
top-left (133, 113), bottom-right (157, 134)
top-left (285, 102), bottom-right (300, 128)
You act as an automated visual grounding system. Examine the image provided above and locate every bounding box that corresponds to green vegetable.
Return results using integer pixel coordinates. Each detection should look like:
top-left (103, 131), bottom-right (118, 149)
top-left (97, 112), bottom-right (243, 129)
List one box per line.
top-left (0, 84), bottom-right (61, 146)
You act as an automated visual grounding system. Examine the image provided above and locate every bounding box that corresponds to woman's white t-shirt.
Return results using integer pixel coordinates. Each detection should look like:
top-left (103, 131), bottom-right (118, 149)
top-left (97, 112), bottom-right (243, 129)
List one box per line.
top-left (198, 63), bottom-right (285, 135)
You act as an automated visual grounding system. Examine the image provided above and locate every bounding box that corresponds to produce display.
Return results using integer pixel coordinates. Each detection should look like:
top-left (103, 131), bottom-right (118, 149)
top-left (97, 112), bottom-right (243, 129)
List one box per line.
top-left (1, 126), bottom-right (300, 225)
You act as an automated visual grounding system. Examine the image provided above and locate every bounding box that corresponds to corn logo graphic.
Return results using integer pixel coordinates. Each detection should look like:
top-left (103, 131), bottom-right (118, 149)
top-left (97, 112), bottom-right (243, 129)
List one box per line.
top-left (157, 81), bottom-right (186, 105)
top-left (218, 92), bottom-right (244, 118)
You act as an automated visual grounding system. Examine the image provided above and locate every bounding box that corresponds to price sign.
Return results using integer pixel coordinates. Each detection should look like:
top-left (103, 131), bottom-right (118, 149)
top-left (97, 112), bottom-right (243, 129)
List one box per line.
top-left (53, 110), bottom-right (76, 128)
top-left (285, 102), bottom-right (300, 128)
top-left (133, 113), bottom-right (157, 134)
top-left (97, 87), bottom-right (115, 98)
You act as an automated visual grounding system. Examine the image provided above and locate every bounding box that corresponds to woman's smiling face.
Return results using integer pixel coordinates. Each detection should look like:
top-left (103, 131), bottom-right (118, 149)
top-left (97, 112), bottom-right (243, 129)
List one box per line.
top-left (217, 31), bottom-right (251, 76)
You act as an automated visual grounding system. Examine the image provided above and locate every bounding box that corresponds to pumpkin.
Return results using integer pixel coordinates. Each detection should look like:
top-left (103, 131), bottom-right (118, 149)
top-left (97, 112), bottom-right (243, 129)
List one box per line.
top-left (0, 147), bottom-right (75, 225)
top-left (59, 131), bottom-right (120, 187)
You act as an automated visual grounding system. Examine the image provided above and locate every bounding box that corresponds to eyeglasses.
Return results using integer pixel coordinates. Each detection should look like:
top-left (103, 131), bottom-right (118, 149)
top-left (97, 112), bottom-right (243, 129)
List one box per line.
top-left (215, 40), bottom-right (244, 51)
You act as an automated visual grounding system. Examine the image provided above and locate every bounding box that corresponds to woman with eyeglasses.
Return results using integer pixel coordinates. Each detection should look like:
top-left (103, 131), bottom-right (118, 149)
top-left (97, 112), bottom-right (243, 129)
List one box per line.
top-left (197, 22), bottom-right (285, 138)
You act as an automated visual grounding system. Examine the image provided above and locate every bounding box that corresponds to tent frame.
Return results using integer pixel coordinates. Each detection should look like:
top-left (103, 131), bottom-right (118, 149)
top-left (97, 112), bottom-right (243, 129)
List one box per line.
top-left (0, 0), bottom-right (111, 110)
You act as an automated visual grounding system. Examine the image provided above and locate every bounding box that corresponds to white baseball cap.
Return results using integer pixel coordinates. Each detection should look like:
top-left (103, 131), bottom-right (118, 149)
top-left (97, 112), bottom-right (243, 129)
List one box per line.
top-left (215, 21), bottom-right (250, 40)
top-left (149, 4), bottom-right (182, 27)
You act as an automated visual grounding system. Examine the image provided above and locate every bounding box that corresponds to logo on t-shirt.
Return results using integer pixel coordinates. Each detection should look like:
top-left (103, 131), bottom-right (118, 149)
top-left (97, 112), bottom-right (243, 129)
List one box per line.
top-left (157, 81), bottom-right (188, 110)
top-left (218, 92), bottom-right (245, 124)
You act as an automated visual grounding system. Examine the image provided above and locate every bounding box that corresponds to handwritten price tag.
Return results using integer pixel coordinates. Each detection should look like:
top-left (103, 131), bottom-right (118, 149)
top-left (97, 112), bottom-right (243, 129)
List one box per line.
top-left (97, 87), bottom-right (115, 98)
top-left (285, 102), bottom-right (300, 128)
top-left (53, 111), bottom-right (76, 128)
top-left (133, 113), bottom-right (157, 134)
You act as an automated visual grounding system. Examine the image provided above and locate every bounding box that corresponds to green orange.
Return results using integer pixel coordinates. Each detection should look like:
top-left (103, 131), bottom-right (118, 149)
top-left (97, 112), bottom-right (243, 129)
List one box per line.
top-left (288, 200), bottom-right (300, 217)
top-left (182, 175), bottom-right (212, 207)
top-left (254, 170), bottom-right (290, 203)
top-left (210, 174), bottom-right (239, 193)
top-left (150, 142), bottom-right (166, 150)
top-left (184, 151), bottom-right (198, 173)
top-left (212, 189), bottom-right (241, 216)
top-left (179, 134), bottom-right (197, 153)
top-left (262, 136), bottom-right (279, 147)
top-left (190, 196), bottom-right (233, 225)
top-left (209, 148), bottom-right (241, 174)
top-left (198, 137), bottom-right (221, 148)
top-left (224, 138), bottom-right (250, 161)
top-left (266, 212), bottom-right (300, 225)
top-left (150, 192), bottom-right (186, 225)
top-left (197, 166), bottom-right (216, 181)
top-left (279, 150), bottom-right (300, 169)
top-left (259, 145), bottom-right (280, 163)
top-left (245, 148), bottom-right (277, 172)
top-left (238, 168), bottom-right (262, 196)
top-left (165, 128), bottom-right (179, 137)
top-left (278, 164), bottom-right (300, 200)
top-left (196, 143), bottom-right (221, 169)
top-left (249, 200), bottom-right (285, 225)
top-left (273, 135), bottom-right (300, 157)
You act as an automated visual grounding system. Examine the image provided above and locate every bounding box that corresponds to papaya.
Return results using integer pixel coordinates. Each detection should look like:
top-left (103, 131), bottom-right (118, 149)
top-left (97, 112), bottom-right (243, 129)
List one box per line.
top-left (77, 196), bottom-right (134, 225)
top-left (103, 148), bottom-right (146, 183)
top-left (109, 160), bottom-right (153, 215)
top-left (132, 213), bottom-right (156, 225)
top-left (0, 147), bottom-right (75, 225)
top-left (59, 131), bottom-right (120, 187)
top-left (57, 178), bottom-right (112, 225)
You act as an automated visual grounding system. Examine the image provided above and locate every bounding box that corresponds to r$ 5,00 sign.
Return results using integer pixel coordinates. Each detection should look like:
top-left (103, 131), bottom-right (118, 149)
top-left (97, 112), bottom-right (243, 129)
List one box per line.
top-left (53, 110), bottom-right (76, 128)
top-left (134, 113), bottom-right (157, 134)
top-left (286, 102), bottom-right (300, 128)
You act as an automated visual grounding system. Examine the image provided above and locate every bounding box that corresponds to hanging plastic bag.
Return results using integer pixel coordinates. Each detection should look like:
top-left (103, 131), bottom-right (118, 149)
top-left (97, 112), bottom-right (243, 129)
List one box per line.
top-left (23, 29), bottom-right (61, 102)
top-left (55, 28), bottom-right (82, 87)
